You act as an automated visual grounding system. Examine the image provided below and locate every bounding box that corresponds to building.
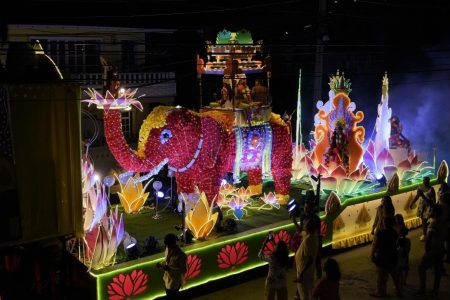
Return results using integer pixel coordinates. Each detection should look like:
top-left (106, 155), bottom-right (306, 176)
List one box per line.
top-left (3, 24), bottom-right (178, 175)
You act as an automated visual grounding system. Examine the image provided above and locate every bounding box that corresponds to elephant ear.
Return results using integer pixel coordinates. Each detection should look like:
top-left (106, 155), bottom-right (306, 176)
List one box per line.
top-left (199, 116), bottom-right (221, 169)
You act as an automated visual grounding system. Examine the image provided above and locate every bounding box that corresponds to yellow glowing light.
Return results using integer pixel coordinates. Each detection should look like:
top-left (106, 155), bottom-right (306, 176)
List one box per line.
top-left (276, 194), bottom-right (289, 205)
top-left (117, 174), bottom-right (150, 213)
top-left (185, 192), bottom-right (218, 240)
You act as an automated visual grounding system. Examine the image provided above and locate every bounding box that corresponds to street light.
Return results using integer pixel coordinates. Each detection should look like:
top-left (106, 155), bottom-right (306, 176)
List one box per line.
top-left (153, 181), bottom-right (163, 220)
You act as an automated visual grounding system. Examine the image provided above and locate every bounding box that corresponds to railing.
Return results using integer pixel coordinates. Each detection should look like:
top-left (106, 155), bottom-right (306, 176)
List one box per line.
top-left (71, 72), bottom-right (176, 87)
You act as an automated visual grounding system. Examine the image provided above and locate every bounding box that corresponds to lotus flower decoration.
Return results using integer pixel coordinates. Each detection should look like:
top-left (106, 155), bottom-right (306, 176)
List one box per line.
top-left (217, 242), bottom-right (249, 271)
top-left (117, 174), bottom-right (151, 214)
top-left (220, 182), bottom-right (236, 198)
top-left (80, 154), bottom-right (124, 271)
top-left (83, 207), bottom-right (124, 271)
top-left (307, 158), bottom-right (377, 196)
top-left (83, 88), bottom-right (143, 111)
top-left (83, 183), bottom-right (108, 232)
top-left (216, 183), bottom-right (236, 207)
top-left (216, 192), bottom-right (230, 207)
top-left (388, 152), bottom-right (434, 182)
top-left (258, 192), bottom-right (281, 210)
top-left (178, 191), bottom-right (201, 212)
top-left (107, 269), bottom-right (148, 300)
top-left (227, 196), bottom-right (251, 220)
top-left (232, 186), bottom-right (256, 202)
top-left (185, 192), bottom-right (218, 240)
top-left (364, 140), bottom-right (433, 183)
top-left (82, 156), bottom-right (96, 194)
top-left (185, 255), bottom-right (202, 281)
top-left (363, 141), bottom-right (394, 179)
top-left (292, 144), bottom-right (310, 181)
top-left (263, 230), bottom-right (292, 255)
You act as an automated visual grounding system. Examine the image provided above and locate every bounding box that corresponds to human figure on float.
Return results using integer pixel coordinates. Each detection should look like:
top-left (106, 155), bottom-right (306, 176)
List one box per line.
top-left (99, 29), bottom-right (292, 205)
top-left (324, 121), bottom-right (350, 174)
top-left (313, 71), bottom-right (365, 175)
top-left (389, 116), bottom-right (410, 151)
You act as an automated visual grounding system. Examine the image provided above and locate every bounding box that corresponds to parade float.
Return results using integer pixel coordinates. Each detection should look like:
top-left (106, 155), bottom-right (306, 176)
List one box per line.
top-left (76, 30), bottom-right (447, 300)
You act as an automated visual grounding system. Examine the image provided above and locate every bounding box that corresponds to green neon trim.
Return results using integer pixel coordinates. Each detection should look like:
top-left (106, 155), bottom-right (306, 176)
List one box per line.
top-left (92, 177), bottom-right (439, 300)
top-left (91, 179), bottom-right (437, 280)
top-left (92, 221), bottom-right (294, 278)
top-left (95, 238), bottom-right (334, 300)
top-left (96, 276), bottom-right (101, 300)
top-left (340, 177), bottom-right (437, 207)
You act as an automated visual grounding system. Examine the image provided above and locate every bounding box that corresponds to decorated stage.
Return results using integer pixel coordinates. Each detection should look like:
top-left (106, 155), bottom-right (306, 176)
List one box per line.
top-left (89, 177), bottom-right (442, 300)
top-left (73, 30), bottom-right (449, 300)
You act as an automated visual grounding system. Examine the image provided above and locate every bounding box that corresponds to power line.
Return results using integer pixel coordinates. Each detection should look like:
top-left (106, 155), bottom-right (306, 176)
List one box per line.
top-left (7, 0), bottom-right (300, 20)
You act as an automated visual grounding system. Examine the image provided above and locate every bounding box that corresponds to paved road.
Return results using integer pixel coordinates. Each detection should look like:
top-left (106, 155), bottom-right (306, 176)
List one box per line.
top-left (194, 228), bottom-right (450, 300)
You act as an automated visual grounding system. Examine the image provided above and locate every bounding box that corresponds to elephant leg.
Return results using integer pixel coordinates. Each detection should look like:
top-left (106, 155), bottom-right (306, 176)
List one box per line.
top-left (195, 169), bottom-right (222, 203)
top-left (176, 173), bottom-right (196, 196)
top-left (247, 168), bottom-right (262, 195)
top-left (270, 121), bottom-right (293, 205)
top-left (272, 171), bottom-right (291, 205)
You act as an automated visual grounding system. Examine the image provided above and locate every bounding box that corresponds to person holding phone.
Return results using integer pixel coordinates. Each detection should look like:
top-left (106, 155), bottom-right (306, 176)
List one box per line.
top-left (410, 177), bottom-right (436, 241)
top-left (259, 231), bottom-right (290, 300)
top-left (156, 234), bottom-right (187, 299)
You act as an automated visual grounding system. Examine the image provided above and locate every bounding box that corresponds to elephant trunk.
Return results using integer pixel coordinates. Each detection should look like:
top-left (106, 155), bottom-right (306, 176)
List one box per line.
top-left (104, 110), bottom-right (156, 172)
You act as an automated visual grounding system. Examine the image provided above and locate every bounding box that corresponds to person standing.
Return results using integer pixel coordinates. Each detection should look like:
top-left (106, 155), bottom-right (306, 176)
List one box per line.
top-left (235, 79), bottom-right (252, 105)
top-left (156, 234), bottom-right (187, 299)
top-left (312, 258), bottom-right (341, 300)
top-left (295, 219), bottom-right (319, 300)
top-left (417, 205), bottom-right (447, 298)
top-left (437, 182), bottom-right (450, 263)
top-left (259, 233), bottom-right (289, 300)
top-left (371, 195), bottom-right (395, 235)
top-left (394, 214), bottom-right (411, 287)
top-left (410, 176), bottom-right (436, 241)
top-left (251, 79), bottom-right (269, 104)
top-left (294, 195), bottom-right (323, 279)
top-left (370, 217), bottom-right (402, 298)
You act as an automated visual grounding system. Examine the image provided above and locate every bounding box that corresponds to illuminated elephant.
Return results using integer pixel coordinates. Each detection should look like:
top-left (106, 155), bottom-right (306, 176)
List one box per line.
top-left (104, 106), bottom-right (292, 203)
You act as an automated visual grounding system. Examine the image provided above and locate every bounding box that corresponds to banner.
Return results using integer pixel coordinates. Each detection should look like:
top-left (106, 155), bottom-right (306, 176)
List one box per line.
top-left (0, 84), bottom-right (21, 242)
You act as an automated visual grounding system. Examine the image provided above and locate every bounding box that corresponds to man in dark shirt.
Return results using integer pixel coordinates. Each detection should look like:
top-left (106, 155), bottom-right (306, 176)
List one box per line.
top-left (417, 205), bottom-right (446, 298)
top-left (370, 217), bottom-right (402, 297)
top-left (251, 79), bottom-right (269, 104)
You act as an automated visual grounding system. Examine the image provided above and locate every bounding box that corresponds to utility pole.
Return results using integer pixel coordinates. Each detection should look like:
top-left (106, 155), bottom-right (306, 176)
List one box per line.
top-left (313, 0), bottom-right (327, 104)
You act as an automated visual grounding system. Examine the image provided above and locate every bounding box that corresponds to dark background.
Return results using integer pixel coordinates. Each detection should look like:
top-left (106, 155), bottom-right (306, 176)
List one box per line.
top-left (2, 0), bottom-right (450, 159)
top-left (1, 1), bottom-right (450, 299)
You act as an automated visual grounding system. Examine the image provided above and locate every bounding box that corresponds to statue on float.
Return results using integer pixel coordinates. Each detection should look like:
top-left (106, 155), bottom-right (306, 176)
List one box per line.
top-left (313, 71), bottom-right (365, 174)
top-left (389, 116), bottom-right (410, 151)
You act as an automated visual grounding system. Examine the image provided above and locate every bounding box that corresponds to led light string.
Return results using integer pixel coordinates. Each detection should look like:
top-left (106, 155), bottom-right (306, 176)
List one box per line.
top-left (168, 134), bottom-right (204, 173)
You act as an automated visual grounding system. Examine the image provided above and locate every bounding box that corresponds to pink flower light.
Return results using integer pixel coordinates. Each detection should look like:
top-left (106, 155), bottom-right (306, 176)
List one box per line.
top-left (217, 242), bottom-right (249, 271)
top-left (263, 230), bottom-right (292, 255)
top-left (185, 255), bottom-right (202, 281)
top-left (107, 269), bottom-right (148, 300)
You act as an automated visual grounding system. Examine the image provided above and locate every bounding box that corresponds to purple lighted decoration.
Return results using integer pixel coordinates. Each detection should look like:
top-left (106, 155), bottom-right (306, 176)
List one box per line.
top-left (82, 88), bottom-right (143, 111)
top-left (153, 181), bottom-right (163, 191)
top-left (103, 175), bottom-right (116, 187)
top-left (237, 125), bottom-right (270, 171)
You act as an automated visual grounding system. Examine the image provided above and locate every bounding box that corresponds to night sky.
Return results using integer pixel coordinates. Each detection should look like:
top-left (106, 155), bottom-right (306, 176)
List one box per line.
top-left (3, 0), bottom-right (450, 161)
